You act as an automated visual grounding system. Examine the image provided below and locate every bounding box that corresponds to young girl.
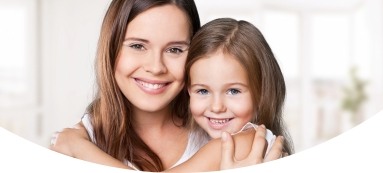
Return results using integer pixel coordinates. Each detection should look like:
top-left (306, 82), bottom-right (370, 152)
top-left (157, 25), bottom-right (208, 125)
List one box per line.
top-left (185, 17), bottom-right (294, 155)
top-left (169, 17), bottom-right (293, 171)
top-left (50, 0), bottom-right (286, 172)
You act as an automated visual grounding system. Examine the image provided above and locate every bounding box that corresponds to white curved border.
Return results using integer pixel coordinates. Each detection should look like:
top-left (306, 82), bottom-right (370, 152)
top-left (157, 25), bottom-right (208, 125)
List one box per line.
top-left (1, 109), bottom-right (382, 172)
top-left (228, 109), bottom-right (383, 172)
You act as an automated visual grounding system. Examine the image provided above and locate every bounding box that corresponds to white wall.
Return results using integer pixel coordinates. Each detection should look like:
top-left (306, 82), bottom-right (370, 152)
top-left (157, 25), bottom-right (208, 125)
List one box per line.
top-left (39, 0), bottom-right (111, 146)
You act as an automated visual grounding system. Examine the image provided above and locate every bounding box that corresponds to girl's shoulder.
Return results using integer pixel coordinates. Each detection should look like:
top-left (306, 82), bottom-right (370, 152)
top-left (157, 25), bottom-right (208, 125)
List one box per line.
top-left (232, 122), bottom-right (276, 155)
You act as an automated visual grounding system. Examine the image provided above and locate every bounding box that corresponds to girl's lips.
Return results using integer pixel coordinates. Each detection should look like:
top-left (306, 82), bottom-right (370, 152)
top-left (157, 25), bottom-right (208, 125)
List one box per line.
top-left (134, 78), bottom-right (170, 95)
top-left (206, 117), bottom-right (234, 130)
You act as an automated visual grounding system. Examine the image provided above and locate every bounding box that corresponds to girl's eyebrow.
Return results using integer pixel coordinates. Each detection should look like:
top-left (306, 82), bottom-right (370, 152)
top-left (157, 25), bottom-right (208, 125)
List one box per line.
top-left (190, 83), bottom-right (207, 88)
top-left (226, 82), bottom-right (248, 87)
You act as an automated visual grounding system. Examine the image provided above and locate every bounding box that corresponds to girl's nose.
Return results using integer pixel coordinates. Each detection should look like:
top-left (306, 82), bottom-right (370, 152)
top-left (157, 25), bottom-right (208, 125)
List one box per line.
top-left (210, 96), bottom-right (226, 113)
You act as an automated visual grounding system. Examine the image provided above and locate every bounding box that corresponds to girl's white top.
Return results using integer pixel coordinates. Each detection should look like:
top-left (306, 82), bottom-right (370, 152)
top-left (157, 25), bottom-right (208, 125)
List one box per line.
top-left (231, 122), bottom-right (276, 154)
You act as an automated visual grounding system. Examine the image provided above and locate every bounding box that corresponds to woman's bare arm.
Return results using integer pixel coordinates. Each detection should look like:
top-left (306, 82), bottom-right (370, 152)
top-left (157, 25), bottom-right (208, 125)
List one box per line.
top-left (50, 122), bottom-right (132, 169)
top-left (50, 124), bottom-right (284, 172)
top-left (166, 125), bottom-right (285, 172)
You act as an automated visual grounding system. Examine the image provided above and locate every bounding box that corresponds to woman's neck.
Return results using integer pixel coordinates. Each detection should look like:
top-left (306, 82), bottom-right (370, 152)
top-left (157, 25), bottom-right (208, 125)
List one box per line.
top-left (131, 106), bottom-right (189, 169)
top-left (132, 106), bottom-right (180, 132)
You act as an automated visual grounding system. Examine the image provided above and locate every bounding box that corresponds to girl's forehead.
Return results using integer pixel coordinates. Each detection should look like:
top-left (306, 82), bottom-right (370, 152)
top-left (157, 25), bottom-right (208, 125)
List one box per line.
top-left (192, 51), bottom-right (242, 71)
top-left (194, 50), bottom-right (238, 64)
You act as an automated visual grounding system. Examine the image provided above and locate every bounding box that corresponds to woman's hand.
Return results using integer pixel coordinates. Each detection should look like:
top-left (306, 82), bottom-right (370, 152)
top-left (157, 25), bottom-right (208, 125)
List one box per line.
top-left (49, 122), bottom-right (89, 157)
top-left (220, 125), bottom-right (285, 170)
top-left (49, 122), bottom-right (131, 169)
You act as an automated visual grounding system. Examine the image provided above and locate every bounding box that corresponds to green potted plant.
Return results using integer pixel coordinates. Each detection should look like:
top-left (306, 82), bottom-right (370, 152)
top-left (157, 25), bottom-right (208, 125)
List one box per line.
top-left (341, 66), bottom-right (368, 124)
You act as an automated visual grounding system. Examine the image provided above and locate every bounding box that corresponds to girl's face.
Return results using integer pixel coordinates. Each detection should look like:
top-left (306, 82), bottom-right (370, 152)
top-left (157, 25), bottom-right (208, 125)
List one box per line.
top-left (188, 50), bottom-right (255, 138)
top-left (115, 5), bottom-right (190, 114)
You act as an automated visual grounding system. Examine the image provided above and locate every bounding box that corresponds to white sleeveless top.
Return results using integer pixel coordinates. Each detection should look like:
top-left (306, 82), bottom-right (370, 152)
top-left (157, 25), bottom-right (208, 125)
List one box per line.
top-left (81, 114), bottom-right (275, 170)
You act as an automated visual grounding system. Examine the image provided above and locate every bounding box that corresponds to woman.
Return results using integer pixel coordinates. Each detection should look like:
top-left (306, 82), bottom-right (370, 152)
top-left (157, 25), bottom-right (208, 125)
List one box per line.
top-left (50, 0), bottom-right (286, 172)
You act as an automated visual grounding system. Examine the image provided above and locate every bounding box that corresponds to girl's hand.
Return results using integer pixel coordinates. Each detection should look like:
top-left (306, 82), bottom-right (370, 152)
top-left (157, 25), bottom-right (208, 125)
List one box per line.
top-left (220, 125), bottom-right (285, 170)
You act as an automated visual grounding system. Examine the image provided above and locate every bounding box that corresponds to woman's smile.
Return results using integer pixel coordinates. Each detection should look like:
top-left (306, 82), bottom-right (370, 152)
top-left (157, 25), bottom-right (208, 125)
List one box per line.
top-left (134, 78), bottom-right (170, 95)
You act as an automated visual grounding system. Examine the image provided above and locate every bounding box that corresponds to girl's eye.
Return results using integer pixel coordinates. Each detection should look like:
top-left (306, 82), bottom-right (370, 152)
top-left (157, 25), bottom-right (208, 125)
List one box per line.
top-left (196, 89), bottom-right (209, 95)
top-left (227, 89), bottom-right (241, 95)
top-left (167, 47), bottom-right (184, 54)
top-left (129, 44), bottom-right (145, 50)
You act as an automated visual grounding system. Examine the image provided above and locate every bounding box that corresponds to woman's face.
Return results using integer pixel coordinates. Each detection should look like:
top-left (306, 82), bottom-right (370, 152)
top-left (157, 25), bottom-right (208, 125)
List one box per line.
top-left (188, 50), bottom-right (254, 138)
top-left (115, 5), bottom-right (190, 114)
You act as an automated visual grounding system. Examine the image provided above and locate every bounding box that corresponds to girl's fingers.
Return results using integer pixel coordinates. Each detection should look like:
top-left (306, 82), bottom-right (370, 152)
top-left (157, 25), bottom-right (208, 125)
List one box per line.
top-left (247, 124), bottom-right (267, 161)
top-left (264, 135), bottom-right (284, 162)
top-left (220, 131), bottom-right (235, 170)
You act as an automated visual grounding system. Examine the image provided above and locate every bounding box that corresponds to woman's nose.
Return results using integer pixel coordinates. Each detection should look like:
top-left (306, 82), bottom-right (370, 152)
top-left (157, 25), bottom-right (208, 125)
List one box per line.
top-left (143, 51), bottom-right (167, 75)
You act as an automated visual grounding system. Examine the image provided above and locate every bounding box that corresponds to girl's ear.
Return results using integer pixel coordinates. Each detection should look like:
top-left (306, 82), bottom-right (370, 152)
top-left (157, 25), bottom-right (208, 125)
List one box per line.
top-left (252, 110), bottom-right (258, 123)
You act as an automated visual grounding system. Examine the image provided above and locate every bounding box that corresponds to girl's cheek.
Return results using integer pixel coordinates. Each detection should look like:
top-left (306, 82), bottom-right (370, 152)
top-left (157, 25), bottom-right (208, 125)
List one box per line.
top-left (230, 100), bottom-right (254, 119)
top-left (189, 98), bottom-right (206, 116)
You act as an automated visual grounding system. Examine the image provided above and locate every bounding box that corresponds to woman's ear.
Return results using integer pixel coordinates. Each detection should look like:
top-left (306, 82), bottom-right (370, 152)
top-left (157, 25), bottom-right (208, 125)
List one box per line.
top-left (187, 87), bottom-right (192, 95)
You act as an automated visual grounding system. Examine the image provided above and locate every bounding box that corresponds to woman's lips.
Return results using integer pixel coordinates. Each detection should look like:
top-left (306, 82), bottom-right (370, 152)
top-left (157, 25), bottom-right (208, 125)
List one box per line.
top-left (135, 78), bottom-right (170, 95)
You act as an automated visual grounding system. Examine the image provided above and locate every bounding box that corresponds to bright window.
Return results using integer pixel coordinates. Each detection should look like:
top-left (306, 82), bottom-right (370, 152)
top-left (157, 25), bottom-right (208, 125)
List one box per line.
top-left (0, 1), bottom-right (37, 108)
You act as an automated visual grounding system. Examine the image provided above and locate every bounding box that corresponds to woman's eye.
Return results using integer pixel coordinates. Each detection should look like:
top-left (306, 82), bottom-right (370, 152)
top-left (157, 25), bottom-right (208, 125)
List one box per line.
top-left (129, 44), bottom-right (145, 50)
top-left (167, 47), bottom-right (184, 54)
top-left (227, 89), bottom-right (241, 95)
top-left (196, 89), bottom-right (209, 95)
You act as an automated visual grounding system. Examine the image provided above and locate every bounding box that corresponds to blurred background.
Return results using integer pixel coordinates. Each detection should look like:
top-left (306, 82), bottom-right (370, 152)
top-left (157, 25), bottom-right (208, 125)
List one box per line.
top-left (0, 0), bottom-right (382, 153)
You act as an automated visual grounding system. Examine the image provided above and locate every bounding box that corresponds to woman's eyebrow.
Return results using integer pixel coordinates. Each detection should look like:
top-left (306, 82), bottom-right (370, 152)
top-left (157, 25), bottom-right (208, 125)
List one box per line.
top-left (124, 37), bottom-right (149, 43)
top-left (167, 41), bottom-right (190, 46)
top-left (123, 38), bottom-right (189, 47)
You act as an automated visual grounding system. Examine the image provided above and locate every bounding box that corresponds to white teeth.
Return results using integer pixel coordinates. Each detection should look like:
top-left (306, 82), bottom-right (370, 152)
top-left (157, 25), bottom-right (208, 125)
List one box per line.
top-left (209, 118), bottom-right (231, 124)
top-left (138, 80), bottom-right (165, 89)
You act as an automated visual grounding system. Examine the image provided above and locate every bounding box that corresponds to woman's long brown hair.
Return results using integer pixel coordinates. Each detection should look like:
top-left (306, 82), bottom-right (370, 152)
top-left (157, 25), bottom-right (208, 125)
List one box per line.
top-left (86, 0), bottom-right (200, 171)
top-left (185, 18), bottom-right (294, 155)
